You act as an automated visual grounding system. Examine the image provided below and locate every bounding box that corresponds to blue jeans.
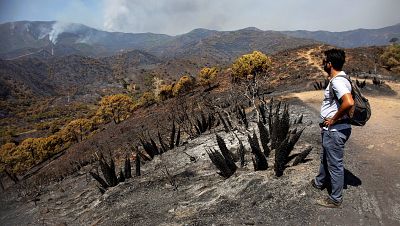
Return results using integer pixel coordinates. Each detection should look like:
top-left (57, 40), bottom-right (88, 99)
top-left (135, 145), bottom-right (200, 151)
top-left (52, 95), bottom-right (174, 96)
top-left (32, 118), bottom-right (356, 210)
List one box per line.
top-left (315, 128), bottom-right (351, 203)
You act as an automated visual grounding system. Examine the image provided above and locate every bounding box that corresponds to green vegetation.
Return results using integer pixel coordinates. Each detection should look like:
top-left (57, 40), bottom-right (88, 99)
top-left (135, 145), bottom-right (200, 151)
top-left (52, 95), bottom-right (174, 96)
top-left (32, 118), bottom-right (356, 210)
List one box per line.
top-left (1, 135), bottom-right (62, 173)
top-left (157, 84), bottom-right (174, 100)
top-left (198, 67), bottom-right (218, 87)
top-left (0, 93), bottom-right (135, 174)
top-left (231, 51), bottom-right (272, 81)
top-left (96, 94), bottom-right (135, 124)
top-left (172, 75), bottom-right (195, 96)
top-left (381, 44), bottom-right (400, 72)
top-left (137, 91), bottom-right (156, 107)
top-left (60, 118), bottom-right (95, 143)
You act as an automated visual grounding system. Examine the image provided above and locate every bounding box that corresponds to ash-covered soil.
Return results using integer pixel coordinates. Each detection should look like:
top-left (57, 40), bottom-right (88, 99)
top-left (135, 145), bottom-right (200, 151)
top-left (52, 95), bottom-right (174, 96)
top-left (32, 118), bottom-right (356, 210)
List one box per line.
top-left (2, 79), bottom-right (399, 226)
top-left (1, 99), bottom-right (327, 225)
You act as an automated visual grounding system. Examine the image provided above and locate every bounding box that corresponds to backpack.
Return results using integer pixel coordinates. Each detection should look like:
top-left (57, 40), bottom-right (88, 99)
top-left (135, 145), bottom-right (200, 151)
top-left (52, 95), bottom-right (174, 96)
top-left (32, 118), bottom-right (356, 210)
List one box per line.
top-left (329, 74), bottom-right (371, 126)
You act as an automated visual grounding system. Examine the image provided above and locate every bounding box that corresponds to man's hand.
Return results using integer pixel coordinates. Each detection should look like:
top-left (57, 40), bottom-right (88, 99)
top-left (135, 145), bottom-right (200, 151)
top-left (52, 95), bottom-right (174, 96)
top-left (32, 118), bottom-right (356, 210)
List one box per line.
top-left (323, 118), bottom-right (336, 127)
top-left (325, 93), bottom-right (354, 127)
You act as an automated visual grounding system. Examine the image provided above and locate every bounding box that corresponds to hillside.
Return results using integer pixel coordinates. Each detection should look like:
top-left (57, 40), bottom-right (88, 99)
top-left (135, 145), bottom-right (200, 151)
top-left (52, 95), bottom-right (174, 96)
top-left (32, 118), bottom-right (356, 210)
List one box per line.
top-left (282, 23), bottom-right (400, 48)
top-left (0, 21), bottom-right (173, 59)
top-left (0, 44), bottom-right (396, 146)
top-left (0, 45), bottom-right (399, 224)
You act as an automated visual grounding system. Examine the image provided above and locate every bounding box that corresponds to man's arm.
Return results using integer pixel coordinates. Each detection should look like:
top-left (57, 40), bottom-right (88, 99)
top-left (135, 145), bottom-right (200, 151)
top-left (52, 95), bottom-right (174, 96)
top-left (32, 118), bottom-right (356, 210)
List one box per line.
top-left (324, 93), bottom-right (354, 127)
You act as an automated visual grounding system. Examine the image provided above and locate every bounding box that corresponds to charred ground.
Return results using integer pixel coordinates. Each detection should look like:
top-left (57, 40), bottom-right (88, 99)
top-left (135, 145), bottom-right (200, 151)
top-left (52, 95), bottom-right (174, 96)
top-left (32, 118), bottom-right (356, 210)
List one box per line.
top-left (0, 44), bottom-right (399, 225)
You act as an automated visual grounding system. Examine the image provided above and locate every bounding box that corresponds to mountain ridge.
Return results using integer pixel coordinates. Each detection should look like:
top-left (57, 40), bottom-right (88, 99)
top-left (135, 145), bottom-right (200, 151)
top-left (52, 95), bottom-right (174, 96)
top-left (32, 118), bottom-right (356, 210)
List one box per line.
top-left (282, 23), bottom-right (400, 47)
top-left (2, 21), bottom-right (399, 60)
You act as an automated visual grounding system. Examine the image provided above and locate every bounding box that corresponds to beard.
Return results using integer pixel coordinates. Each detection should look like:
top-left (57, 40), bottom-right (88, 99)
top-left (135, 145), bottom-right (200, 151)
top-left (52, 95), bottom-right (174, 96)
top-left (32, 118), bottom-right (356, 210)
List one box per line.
top-left (323, 64), bottom-right (330, 75)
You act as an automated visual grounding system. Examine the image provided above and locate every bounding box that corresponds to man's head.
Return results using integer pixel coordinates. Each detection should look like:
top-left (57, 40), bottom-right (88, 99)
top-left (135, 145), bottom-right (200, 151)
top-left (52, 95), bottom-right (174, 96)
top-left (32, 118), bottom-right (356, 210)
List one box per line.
top-left (322, 48), bottom-right (346, 75)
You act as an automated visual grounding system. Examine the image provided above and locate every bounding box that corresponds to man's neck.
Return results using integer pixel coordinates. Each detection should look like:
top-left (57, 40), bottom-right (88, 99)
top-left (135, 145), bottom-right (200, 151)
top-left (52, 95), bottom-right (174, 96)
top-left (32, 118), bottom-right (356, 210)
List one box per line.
top-left (329, 69), bottom-right (341, 79)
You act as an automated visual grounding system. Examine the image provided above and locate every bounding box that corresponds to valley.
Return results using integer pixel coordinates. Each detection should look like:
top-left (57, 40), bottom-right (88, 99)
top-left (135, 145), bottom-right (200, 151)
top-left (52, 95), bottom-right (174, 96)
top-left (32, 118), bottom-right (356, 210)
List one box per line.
top-left (0, 20), bottom-right (399, 225)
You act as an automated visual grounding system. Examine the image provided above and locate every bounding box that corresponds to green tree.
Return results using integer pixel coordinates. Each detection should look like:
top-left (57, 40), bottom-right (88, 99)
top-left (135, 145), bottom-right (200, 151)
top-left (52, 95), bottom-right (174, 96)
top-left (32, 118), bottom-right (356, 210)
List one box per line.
top-left (157, 84), bottom-right (174, 100)
top-left (231, 51), bottom-right (272, 81)
top-left (198, 67), bottom-right (218, 87)
top-left (137, 91), bottom-right (156, 107)
top-left (60, 118), bottom-right (94, 143)
top-left (96, 94), bottom-right (135, 124)
top-left (381, 44), bottom-right (400, 72)
top-left (173, 75), bottom-right (195, 96)
top-left (0, 143), bottom-right (17, 173)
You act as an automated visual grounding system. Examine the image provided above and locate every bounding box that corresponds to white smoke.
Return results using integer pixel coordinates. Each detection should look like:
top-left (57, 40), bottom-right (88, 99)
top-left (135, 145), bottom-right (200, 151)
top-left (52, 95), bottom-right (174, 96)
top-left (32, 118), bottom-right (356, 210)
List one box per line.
top-left (102, 0), bottom-right (233, 35)
top-left (101, 0), bottom-right (400, 35)
top-left (48, 22), bottom-right (72, 44)
top-left (23, 23), bottom-right (31, 32)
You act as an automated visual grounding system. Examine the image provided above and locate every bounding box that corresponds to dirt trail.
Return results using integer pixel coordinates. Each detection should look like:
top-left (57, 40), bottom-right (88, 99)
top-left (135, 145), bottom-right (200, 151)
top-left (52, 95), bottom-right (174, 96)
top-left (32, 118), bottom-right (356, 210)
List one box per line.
top-left (292, 81), bottom-right (400, 225)
top-left (298, 45), bottom-right (324, 74)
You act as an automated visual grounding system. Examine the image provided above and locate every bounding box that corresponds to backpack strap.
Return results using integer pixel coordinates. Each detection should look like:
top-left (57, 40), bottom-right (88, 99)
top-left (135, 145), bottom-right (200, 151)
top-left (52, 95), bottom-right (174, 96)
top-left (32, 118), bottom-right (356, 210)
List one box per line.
top-left (329, 74), bottom-right (351, 103)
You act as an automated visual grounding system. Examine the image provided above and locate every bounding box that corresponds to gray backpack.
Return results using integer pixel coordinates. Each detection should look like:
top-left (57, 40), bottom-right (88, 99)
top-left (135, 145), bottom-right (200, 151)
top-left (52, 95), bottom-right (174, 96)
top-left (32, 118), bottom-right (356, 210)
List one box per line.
top-left (329, 75), bottom-right (371, 126)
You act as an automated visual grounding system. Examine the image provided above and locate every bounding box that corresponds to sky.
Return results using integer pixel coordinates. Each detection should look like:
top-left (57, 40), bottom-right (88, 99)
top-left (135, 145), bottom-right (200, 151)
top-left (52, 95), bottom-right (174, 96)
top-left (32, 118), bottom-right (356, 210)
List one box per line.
top-left (0, 0), bottom-right (399, 35)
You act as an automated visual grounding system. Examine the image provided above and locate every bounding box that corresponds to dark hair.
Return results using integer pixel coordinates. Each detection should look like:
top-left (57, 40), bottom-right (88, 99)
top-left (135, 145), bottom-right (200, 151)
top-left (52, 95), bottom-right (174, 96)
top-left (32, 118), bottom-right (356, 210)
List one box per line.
top-left (324, 48), bottom-right (346, 70)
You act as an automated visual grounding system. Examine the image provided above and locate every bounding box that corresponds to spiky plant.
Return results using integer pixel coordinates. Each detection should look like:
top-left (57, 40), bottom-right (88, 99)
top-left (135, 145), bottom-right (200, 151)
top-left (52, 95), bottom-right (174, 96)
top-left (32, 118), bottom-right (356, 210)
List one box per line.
top-left (97, 185), bottom-right (107, 194)
top-left (238, 140), bottom-right (246, 167)
top-left (99, 154), bottom-right (118, 186)
top-left (210, 113), bottom-right (217, 130)
top-left (138, 151), bottom-right (151, 161)
top-left (135, 154), bottom-right (141, 176)
top-left (313, 82), bottom-right (319, 90)
top-left (217, 111), bottom-right (230, 132)
top-left (169, 121), bottom-right (176, 149)
top-left (201, 112), bottom-right (208, 132)
top-left (294, 114), bottom-right (303, 124)
top-left (274, 136), bottom-right (289, 177)
top-left (323, 78), bottom-right (329, 89)
top-left (90, 154), bottom-right (119, 191)
top-left (207, 113), bottom-right (213, 131)
top-left (270, 101), bottom-right (279, 149)
top-left (287, 128), bottom-right (305, 154)
top-left (270, 102), bottom-right (290, 150)
top-left (268, 98), bottom-right (274, 132)
top-left (158, 131), bottom-right (168, 153)
top-left (279, 104), bottom-right (290, 142)
top-left (225, 113), bottom-right (233, 129)
top-left (248, 131), bottom-right (268, 171)
top-left (373, 77), bottom-right (383, 85)
top-left (236, 105), bottom-right (248, 129)
top-left (140, 139), bottom-right (156, 159)
top-left (89, 171), bottom-right (109, 191)
top-left (274, 127), bottom-right (305, 177)
top-left (150, 138), bottom-right (160, 155)
top-left (216, 134), bottom-right (237, 171)
top-left (313, 79), bottom-right (329, 90)
top-left (257, 121), bottom-right (270, 158)
top-left (259, 103), bottom-right (267, 125)
top-left (124, 156), bottom-right (132, 179)
top-left (207, 148), bottom-right (236, 178)
top-left (118, 169), bottom-right (125, 182)
top-left (175, 127), bottom-right (181, 147)
top-left (195, 112), bottom-right (208, 135)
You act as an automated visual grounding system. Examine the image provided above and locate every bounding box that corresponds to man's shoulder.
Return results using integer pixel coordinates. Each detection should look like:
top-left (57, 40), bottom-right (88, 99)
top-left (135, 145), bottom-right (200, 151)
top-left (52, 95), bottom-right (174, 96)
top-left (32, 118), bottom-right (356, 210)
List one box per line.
top-left (331, 75), bottom-right (352, 97)
top-left (331, 76), bottom-right (350, 87)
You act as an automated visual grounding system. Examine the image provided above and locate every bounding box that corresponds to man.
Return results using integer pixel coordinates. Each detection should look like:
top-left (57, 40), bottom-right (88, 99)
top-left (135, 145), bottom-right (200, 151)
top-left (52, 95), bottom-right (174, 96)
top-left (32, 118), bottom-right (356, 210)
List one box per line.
top-left (312, 48), bottom-right (354, 208)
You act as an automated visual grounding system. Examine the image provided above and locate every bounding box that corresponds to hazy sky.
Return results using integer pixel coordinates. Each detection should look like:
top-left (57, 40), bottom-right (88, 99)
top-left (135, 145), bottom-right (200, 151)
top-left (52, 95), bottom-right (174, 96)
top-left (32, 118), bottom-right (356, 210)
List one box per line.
top-left (1, 0), bottom-right (399, 35)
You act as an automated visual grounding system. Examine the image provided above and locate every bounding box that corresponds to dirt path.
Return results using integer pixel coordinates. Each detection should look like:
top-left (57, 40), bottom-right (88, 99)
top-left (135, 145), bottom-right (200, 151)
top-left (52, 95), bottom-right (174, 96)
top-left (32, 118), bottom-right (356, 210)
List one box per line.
top-left (298, 45), bottom-right (324, 74)
top-left (292, 81), bottom-right (400, 225)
